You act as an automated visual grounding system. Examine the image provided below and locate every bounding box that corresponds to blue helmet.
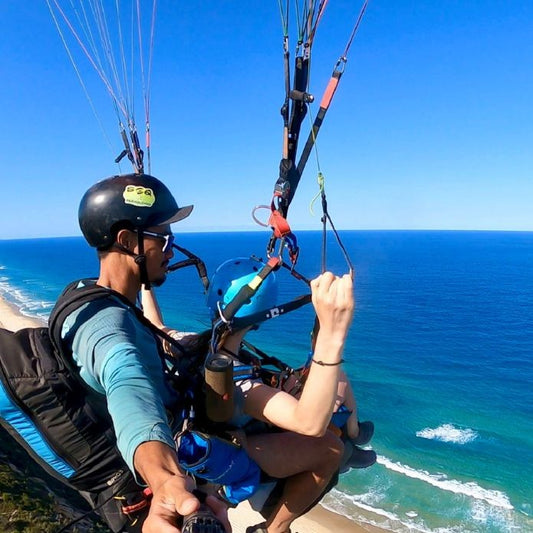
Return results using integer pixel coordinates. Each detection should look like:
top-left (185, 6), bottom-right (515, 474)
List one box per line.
top-left (206, 257), bottom-right (278, 320)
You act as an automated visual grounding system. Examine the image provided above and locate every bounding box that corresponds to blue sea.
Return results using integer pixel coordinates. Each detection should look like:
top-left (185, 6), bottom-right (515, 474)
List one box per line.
top-left (0, 231), bottom-right (532, 533)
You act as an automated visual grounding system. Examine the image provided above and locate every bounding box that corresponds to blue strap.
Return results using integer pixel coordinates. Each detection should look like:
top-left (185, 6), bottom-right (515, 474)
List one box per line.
top-left (0, 381), bottom-right (75, 478)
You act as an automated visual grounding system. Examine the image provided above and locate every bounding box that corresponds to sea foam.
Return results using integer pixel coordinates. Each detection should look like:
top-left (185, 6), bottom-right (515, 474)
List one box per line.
top-left (323, 488), bottom-right (431, 533)
top-left (0, 279), bottom-right (53, 319)
top-left (377, 456), bottom-right (513, 510)
top-left (416, 423), bottom-right (478, 444)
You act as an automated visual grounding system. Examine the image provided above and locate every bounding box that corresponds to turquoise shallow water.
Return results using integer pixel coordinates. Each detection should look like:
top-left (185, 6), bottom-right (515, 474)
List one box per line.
top-left (0, 231), bottom-right (532, 532)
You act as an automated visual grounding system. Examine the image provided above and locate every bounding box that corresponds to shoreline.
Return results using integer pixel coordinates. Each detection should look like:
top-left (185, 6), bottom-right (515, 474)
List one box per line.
top-left (0, 293), bottom-right (47, 330)
top-left (0, 293), bottom-right (385, 533)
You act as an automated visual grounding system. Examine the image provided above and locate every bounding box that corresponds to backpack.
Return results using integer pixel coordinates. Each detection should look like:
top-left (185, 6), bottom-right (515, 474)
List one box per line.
top-left (0, 281), bottom-right (149, 531)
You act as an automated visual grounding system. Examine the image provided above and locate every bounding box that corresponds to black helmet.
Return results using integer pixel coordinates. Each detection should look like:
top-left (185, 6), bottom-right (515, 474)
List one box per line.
top-left (79, 174), bottom-right (193, 249)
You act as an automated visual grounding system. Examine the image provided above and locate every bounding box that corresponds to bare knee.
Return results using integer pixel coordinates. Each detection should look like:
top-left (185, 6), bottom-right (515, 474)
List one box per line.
top-left (245, 430), bottom-right (342, 480)
top-left (309, 430), bottom-right (343, 474)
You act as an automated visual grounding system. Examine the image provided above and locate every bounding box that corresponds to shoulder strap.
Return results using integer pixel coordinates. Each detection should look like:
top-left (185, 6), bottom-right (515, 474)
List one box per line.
top-left (48, 279), bottom-right (118, 355)
top-left (49, 279), bottom-right (193, 373)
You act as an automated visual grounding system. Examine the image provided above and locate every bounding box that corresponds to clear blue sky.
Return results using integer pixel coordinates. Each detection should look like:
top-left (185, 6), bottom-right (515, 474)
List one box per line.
top-left (1, 1), bottom-right (532, 239)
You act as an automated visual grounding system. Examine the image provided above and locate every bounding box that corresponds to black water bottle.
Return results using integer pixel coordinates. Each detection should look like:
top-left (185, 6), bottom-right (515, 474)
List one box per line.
top-left (204, 353), bottom-right (234, 422)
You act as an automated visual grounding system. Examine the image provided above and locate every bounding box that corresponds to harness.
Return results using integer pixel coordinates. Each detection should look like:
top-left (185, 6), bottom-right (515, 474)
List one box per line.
top-left (221, 342), bottom-right (307, 398)
top-left (0, 282), bottom-right (158, 531)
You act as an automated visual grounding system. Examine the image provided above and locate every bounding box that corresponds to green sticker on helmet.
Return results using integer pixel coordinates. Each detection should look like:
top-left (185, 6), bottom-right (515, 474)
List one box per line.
top-left (123, 185), bottom-right (156, 207)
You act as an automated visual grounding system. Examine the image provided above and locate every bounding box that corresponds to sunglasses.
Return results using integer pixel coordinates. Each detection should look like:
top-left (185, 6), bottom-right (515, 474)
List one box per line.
top-left (141, 230), bottom-right (175, 253)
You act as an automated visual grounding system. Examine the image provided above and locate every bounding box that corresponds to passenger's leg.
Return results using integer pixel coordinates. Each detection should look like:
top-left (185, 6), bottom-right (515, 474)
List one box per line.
top-left (244, 430), bottom-right (343, 533)
top-left (336, 370), bottom-right (359, 438)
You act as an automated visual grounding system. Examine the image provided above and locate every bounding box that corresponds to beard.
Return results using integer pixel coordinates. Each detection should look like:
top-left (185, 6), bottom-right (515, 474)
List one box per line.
top-left (151, 274), bottom-right (167, 287)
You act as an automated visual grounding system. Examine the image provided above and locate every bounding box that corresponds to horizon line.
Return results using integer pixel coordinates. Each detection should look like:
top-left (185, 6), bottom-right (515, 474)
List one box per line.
top-left (1, 227), bottom-right (533, 242)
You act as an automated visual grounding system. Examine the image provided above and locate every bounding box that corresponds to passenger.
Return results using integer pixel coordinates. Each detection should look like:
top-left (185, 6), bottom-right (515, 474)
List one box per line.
top-left (142, 257), bottom-right (374, 533)
top-left (66, 173), bottom-right (229, 532)
top-left (205, 258), bottom-right (376, 470)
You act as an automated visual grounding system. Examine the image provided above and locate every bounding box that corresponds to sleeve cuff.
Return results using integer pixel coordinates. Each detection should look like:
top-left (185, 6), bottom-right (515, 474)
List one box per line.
top-left (126, 423), bottom-right (177, 485)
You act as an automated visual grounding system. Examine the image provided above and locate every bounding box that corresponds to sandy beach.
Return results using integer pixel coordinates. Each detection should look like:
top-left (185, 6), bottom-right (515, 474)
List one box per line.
top-left (0, 293), bottom-right (383, 532)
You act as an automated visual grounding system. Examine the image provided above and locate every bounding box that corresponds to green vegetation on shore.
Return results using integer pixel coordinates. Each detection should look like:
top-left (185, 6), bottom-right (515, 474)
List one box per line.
top-left (0, 426), bottom-right (108, 532)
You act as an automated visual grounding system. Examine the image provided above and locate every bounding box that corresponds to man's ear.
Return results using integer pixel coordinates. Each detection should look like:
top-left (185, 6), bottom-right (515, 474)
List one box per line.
top-left (116, 228), bottom-right (136, 252)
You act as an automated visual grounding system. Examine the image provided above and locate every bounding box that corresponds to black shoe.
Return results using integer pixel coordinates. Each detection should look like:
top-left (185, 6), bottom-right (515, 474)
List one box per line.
top-left (352, 420), bottom-right (374, 446)
top-left (346, 445), bottom-right (377, 470)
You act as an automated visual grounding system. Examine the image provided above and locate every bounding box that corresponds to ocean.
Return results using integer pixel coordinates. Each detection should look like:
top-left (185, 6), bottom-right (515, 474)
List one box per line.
top-left (0, 230), bottom-right (531, 532)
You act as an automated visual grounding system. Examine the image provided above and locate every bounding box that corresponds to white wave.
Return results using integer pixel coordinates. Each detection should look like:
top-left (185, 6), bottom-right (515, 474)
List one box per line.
top-left (377, 455), bottom-right (513, 510)
top-left (324, 483), bottom-right (526, 533)
top-left (0, 279), bottom-right (53, 319)
top-left (416, 423), bottom-right (478, 444)
top-left (323, 488), bottom-right (432, 533)
top-left (471, 499), bottom-right (530, 533)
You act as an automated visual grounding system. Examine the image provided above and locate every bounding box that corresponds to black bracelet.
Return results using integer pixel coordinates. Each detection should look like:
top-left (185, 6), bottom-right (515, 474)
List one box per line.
top-left (311, 358), bottom-right (345, 366)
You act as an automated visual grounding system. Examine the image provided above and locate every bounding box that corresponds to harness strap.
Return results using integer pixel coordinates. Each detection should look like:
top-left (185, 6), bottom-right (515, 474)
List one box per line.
top-left (232, 366), bottom-right (259, 382)
top-left (50, 280), bottom-right (204, 391)
top-left (119, 488), bottom-right (153, 516)
top-left (238, 342), bottom-right (291, 373)
top-left (231, 293), bottom-right (311, 331)
top-left (218, 256), bottom-right (281, 324)
top-left (167, 244), bottom-right (210, 292)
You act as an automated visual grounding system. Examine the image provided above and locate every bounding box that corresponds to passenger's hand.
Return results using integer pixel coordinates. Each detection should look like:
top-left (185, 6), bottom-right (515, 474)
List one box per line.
top-left (310, 272), bottom-right (354, 343)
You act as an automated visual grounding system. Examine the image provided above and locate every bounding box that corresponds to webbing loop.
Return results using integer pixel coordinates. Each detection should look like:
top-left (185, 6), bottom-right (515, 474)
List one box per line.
top-left (268, 209), bottom-right (292, 239)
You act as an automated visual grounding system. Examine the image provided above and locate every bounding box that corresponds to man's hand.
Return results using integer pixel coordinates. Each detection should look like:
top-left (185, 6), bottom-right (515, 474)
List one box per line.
top-left (142, 476), bottom-right (231, 532)
top-left (134, 441), bottom-right (230, 532)
top-left (142, 474), bottom-right (198, 532)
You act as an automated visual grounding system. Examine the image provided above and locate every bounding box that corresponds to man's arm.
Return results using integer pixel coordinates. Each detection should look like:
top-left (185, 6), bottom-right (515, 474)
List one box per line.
top-left (134, 441), bottom-right (198, 532)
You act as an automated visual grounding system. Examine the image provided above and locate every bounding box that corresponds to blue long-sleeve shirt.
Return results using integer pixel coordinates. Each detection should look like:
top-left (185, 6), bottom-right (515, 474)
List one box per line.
top-left (61, 290), bottom-right (179, 477)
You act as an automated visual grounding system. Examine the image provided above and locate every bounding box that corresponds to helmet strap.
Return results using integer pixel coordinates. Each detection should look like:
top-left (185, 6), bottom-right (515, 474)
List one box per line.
top-left (135, 229), bottom-right (151, 290)
top-left (112, 231), bottom-right (151, 290)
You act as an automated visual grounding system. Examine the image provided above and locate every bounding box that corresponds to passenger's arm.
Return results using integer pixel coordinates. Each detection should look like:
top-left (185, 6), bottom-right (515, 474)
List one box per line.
top-left (140, 288), bottom-right (203, 356)
top-left (141, 287), bottom-right (166, 329)
top-left (243, 272), bottom-right (354, 436)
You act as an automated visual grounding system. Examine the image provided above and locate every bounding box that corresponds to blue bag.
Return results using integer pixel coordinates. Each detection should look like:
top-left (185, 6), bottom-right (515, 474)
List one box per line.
top-left (331, 404), bottom-right (352, 429)
top-left (177, 430), bottom-right (261, 505)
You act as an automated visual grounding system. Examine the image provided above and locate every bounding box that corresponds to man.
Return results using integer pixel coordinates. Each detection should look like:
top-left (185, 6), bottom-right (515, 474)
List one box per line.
top-left (65, 173), bottom-right (227, 532)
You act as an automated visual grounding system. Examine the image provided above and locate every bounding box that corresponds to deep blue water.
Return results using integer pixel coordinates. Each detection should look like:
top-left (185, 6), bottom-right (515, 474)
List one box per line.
top-left (1, 231), bottom-right (532, 532)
